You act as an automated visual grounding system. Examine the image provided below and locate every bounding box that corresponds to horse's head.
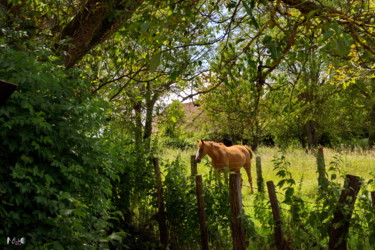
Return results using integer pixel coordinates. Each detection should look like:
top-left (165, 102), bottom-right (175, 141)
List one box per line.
top-left (195, 139), bottom-right (207, 163)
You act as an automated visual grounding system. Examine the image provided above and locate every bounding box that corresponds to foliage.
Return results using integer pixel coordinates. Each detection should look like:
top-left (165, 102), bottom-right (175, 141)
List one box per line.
top-left (202, 167), bottom-right (232, 249)
top-left (1, 0), bottom-right (375, 248)
top-left (266, 153), bottom-right (375, 249)
top-left (0, 41), bottom-right (121, 248)
top-left (162, 156), bottom-right (258, 249)
top-left (156, 100), bottom-right (195, 149)
top-left (158, 100), bottom-right (185, 138)
top-left (196, 0), bottom-right (375, 149)
top-left (163, 157), bottom-right (199, 248)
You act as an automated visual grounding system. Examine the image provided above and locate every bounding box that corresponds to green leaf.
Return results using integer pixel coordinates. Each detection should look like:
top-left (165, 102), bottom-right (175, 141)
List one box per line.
top-left (61, 209), bottom-right (74, 216)
top-left (243, 1), bottom-right (259, 28)
top-left (250, 15), bottom-right (259, 29)
top-left (335, 37), bottom-right (349, 57)
top-left (306, 10), bottom-right (317, 21)
top-left (149, 52), bottom-right (161, 72)
top-left (236, 38), bottom-right (245, 43)
top-left (322, 29), bottom-right (335, 42)
top-left (343, 33), bottom-right (352, 47)
top-left (140, 22), bottom-right (150, 32)
top-left (107, 232), bottom-right (123, 242)
top-left (277, 170), bottom-right (286, 178)
top-left (278, 179), bottom-right (286, 188)
top-left (262, 35), bottom-right (281, 59)
top-left (331, 21), bottom-right (341, 34)
top-left (285, 187), bottom-right (294, 198)
top-left (331, 173), bottom-right (337, 180)
top-left (170, 71), bottom-right (179, 81)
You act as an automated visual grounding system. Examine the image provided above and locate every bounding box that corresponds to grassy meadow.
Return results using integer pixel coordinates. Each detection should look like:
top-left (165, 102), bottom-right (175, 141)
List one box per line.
top-left (160, 146), bottom-right (375, 199)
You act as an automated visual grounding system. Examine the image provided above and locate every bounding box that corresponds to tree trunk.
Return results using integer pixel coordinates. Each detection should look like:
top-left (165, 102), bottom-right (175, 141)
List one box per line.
top-left (133, 101), bottom-right (143, 151)
top-left (143, 84), bottom-right (159, 150)
top-left (369, 104), bottom-right (375, 148)
top-left (252, 135), bottom-right (259, 152)
top-left (305, 120), bottom-right (318, 150)
top-left (57, 0), bottom-right (144, 68)
top-left (143, 109), bottom-right (153, 150)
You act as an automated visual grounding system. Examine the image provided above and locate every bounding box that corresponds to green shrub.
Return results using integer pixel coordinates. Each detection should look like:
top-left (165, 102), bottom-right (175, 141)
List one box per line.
top-left (0, 42), bottom-right (119, 248)
top-left (163, 157), bottom-right (199, 249)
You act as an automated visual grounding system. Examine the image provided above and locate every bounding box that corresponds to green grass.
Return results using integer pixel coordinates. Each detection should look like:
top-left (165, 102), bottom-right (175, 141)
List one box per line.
top-left (160, 146), bottom-right (375, 197)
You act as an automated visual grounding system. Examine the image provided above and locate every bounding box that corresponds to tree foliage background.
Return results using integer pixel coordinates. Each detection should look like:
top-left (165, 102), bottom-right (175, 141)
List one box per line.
top-left (0, 0), bottom-right (375, 248)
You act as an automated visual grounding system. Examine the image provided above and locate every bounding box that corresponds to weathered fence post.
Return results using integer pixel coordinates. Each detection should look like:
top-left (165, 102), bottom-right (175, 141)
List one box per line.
top-left (195, 175), bottom-right (209, 250)
top-left (229, 173), bottom-right (247, 250)
top-left (371, 191), bottom-right (375, 231)
top-left (267, 181), bottom-right (287, 250)
top-left (191, 155), bottom-right (198, 176)
top-left (153, 158), bottom-right (168, 247)
top-left (328, 174), bottom-right (361, 250)
top-left (316, 146), bottom-right (328, 190)
top-left (256, 156), bottom-right (264, 193)
top-left (371, 191), bottom-right (375, 213)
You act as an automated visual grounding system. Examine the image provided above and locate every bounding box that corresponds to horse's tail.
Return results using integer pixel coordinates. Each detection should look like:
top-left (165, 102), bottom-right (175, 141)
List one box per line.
top-left (244, 145), bottom-right (253, 160)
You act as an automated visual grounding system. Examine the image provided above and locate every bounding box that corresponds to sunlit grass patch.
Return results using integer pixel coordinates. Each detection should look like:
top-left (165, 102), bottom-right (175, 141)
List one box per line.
top-left (159, 146), bottom-right (375, 197)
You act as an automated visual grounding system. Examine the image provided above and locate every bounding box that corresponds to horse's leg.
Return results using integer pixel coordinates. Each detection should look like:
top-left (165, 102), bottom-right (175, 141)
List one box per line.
top-left (233, 169), bottom-right (243, 188)
top-left (244, 164), bottom-right (253, 194)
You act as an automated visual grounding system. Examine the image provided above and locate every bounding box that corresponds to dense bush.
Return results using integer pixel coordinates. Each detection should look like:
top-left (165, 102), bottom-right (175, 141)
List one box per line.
top-left (0, 39), bottom-right (121, 248)
top-left (163, 157), bottom-right (199, 248)
top-left (161, 137), bottom-right (195, 150)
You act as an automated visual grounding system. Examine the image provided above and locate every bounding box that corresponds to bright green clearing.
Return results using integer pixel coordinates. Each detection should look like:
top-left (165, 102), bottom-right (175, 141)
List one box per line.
top-left (160, 146), bottom-right (375, 197)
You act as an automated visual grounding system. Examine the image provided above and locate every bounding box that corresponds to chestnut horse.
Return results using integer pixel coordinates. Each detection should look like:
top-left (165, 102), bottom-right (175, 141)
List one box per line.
top-left (195, 140), bottom-right (254, 193)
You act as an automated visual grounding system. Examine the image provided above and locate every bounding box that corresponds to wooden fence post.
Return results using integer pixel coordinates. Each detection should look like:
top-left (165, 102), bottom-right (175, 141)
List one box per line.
top-left (195, 175), bottom-right (209, 250)
top-left (328, 174), bottom-right (361, 250)
top-left (371, 191), bottom-right (375, 232)
top-left (229, 173), bottom-right (247, 250)
top-left (153, 158), bottom-right (168, 247)
top-left (256, 156), bottom-right (264, 193)
top-left (267, 181), bottom-right (287, 250)
top-left (316, 146), bottom-right (328, 190)
top-left (191, 155), bottom-right (198, 176)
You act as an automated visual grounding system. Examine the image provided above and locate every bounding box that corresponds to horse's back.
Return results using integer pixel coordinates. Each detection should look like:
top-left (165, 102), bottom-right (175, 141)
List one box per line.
top-left (226, 145), bottom-right (251, 167)
top-left (228, 145), bottom-right (251, 156)
top-left (210, 142), bottom-right (252, 170)
top-left (239, 145), bottom-right (252, 162)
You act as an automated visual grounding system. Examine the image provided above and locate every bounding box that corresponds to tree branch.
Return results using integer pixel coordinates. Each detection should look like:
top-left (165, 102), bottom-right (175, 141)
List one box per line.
top-left (57, 0), bottom-right (145, 68)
